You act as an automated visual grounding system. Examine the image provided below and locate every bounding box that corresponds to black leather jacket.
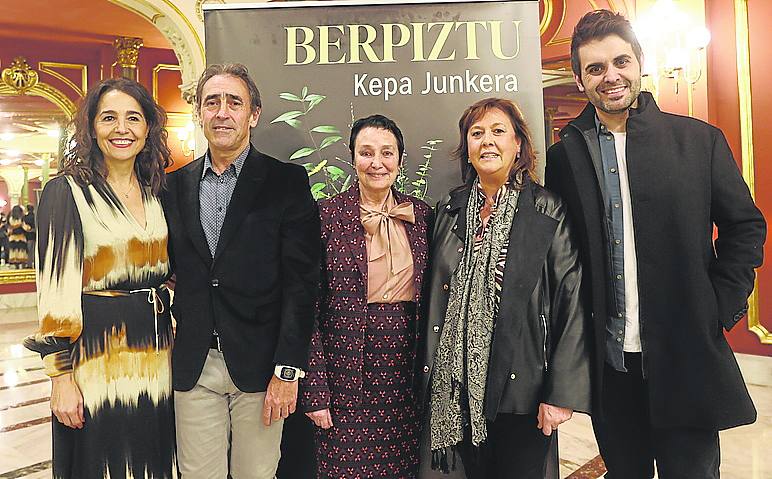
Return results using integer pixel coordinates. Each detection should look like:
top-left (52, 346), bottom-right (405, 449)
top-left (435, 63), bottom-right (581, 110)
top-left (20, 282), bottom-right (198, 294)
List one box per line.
top-left (418, 178), bottom-right (591, 420)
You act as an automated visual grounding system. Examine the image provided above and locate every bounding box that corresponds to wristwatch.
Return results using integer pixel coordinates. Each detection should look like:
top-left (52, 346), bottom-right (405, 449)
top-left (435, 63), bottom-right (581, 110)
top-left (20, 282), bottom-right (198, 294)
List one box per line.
top-left (274, 364), bottom-right (305, 382)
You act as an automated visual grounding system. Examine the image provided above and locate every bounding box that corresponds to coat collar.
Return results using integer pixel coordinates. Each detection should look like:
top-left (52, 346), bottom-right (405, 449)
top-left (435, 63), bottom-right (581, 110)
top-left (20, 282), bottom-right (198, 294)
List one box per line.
top-left (565, 90), bottom-right (660, 136)
top-left (179, 155), bottom-right (211, 266)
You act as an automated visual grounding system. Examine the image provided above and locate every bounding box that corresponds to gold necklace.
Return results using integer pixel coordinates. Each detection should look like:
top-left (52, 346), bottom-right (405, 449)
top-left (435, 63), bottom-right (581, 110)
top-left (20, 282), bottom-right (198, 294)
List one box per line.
top-left (110, 177), bottom-right (134, 199)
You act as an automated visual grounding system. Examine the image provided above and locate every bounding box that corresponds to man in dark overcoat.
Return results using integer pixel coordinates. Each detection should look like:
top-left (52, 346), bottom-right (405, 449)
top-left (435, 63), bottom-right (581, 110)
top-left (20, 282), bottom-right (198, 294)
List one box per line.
top-left (545, 10), bottom-right (766, 479)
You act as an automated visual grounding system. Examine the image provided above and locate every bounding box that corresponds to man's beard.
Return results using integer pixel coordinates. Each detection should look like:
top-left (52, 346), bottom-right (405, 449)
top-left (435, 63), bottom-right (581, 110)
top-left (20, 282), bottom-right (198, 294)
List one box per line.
top-left (594, 78), bottom-right (641, 115)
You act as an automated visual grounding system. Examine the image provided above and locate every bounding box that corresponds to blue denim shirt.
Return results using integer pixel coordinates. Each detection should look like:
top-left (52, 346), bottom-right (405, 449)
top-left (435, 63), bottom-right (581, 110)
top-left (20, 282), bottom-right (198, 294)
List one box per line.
top-left (595, 117), bottom-right (629, 372)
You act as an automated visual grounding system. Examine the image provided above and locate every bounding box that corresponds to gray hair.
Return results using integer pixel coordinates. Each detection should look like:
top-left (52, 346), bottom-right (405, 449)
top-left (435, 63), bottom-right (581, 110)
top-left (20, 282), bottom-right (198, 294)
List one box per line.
top-left (195, 63), bottom-right (262, 113)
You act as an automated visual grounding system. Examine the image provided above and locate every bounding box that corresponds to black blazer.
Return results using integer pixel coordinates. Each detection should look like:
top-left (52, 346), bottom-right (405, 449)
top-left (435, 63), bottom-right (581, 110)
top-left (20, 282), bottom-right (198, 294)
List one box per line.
top-left (163, 145), bottom-right (321, 392)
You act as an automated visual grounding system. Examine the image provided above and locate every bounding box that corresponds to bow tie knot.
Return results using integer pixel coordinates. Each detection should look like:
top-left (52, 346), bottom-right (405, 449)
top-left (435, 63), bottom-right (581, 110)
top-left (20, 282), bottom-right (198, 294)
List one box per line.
top-left (361, 201), bottom-right (415, 274)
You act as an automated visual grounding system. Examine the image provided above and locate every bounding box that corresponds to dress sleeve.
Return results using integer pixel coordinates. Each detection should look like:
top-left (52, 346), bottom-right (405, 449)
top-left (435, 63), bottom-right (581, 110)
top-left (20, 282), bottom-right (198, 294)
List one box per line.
top-left (300, 224), bottom-right (331, 413)
top-left (23, 177), bottom-right (85, 377)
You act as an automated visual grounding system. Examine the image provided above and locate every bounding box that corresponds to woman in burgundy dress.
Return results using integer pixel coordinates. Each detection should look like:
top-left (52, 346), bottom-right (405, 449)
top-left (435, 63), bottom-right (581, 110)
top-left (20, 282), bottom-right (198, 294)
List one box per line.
top-left (301, 114), bottom-right (432, 478)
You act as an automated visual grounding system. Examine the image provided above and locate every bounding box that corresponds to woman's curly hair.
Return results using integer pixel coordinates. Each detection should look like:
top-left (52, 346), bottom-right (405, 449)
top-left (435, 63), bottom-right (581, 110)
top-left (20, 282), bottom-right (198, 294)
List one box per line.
top-left (59, 78), bottom-right (171, 196)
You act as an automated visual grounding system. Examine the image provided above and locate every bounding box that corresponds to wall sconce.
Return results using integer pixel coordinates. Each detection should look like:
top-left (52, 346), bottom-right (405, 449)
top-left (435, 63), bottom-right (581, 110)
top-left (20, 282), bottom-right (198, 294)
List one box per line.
top-left (634, 0), bottom-right (710, 114)
top-left (176, 121), bottom-right (196, 157)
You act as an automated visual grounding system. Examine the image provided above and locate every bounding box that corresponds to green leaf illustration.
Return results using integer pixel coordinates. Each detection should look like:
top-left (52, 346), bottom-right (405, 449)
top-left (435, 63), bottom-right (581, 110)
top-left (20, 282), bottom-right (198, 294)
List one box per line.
top-left (307, 94), bottom-right (326, 110)
top-left (319, 135), bottom-right (342, 150)
top-left (310, 125), bottom-right (340, 134)
top-left (279, 92), bottom-right (303, 102)
top-left (325, 165), bottom-right (346, 180)
top-left (311, 182), bottom-right (327, 199)
top-left (285, 119), bottom-right (302, 129)
top-left (271, 110), bottom-right (304, 123)
top-left (306, 159), bottom-right (327, 176)
top-left (302, 86), bottom-right (309, 99)
top-left (341, 174), bottom-right (352, 192)
top-left (289, 147), bottom-right (316, 160)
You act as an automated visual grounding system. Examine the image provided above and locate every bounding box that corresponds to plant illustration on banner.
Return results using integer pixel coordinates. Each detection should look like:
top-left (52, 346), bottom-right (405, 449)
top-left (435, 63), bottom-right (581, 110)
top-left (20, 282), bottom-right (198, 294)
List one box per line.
top-left (395, 139), bottom-right (440, 200)
top-left (270, 87), bottom-right (350, 200)
top-left (272, 87), bottom-right (437, 201)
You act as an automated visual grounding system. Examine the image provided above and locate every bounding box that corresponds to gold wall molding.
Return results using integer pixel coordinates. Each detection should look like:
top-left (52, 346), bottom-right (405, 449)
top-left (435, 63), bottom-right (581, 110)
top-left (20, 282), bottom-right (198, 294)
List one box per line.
top-left (734, 0), bottom-right (769, 344)
top-left (38, 62), bottom-right (88, 97)
top-left (540, 0), bottom-right (554, 36)
top-left (108, 0), bottom-right (204, 104)
top-left (114, 37), bottom-right (144, 69)
top-left (0, 57), bottom-right (76, 119)
top-left (0, 270), bottom-right (36, 285)
top-left (152, 63), bottom-right (181, 102)
top-left (544, 0), bottom-right (628, 46)
top-left (167, 112), bottom-right (193, 123)
top-left (196, 0), bottom-right (225, 22)
top-left (546, 0), bottom-right (568, 46)
top-left (542, 68), bottom-right (575, 88)
top-left (1, 57), bottom-right (39, 94)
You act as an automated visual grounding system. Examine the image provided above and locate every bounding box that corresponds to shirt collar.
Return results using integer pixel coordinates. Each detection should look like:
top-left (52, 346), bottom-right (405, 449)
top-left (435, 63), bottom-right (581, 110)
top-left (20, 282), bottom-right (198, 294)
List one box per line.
top-left (594, 115), bottom-right (608, 136)
top-left (201, 145), bottom-right (250, 179)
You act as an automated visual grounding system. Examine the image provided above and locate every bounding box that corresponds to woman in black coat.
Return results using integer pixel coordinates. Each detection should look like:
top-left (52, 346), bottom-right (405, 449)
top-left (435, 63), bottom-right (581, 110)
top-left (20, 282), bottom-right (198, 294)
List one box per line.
top-left (420, 98), bottom-right (590, 479)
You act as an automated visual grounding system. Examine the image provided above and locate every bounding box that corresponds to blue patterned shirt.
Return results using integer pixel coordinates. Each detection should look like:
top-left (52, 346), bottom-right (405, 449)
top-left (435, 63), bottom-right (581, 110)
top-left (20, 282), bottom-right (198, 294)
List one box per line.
top-left (199, 146), bottom-right (250, 256)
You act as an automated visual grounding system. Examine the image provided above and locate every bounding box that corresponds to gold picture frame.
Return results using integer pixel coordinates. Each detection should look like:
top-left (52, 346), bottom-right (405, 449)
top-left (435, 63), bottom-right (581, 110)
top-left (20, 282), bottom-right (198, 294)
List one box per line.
top-left (735, 0), bottom-right (770, 344)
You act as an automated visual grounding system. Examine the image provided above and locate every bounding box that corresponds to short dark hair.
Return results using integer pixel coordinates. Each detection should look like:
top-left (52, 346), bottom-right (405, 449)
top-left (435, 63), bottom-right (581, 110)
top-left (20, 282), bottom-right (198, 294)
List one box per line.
top-left (195, 63), bottom-right (261, 113)
top-left (59, 78), bottom-right (171, 196)
top-left (10, 205), bottom-right (23, 220)
top-left (349, 114), bottom-right (405, 165)
top-left (454, 97), bottom-right (537, 187)
top-left (570, 10), bottom-right (643, 78)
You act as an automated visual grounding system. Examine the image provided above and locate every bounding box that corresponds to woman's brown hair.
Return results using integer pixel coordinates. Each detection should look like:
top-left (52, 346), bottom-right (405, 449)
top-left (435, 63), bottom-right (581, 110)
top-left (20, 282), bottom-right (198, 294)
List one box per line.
top-left (59, 78), bottom-right (171, 196)
top-left (453, 97), bottom-right (537, 188)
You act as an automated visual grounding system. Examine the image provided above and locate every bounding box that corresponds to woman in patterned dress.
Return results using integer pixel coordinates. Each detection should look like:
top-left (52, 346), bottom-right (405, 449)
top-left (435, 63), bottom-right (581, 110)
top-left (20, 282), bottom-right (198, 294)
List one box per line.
top-left (301, 114), bottom-right (432, 478)
top-left (420, 98), bottom-right (590, 478)
top-left (8, 204), bottom-right (29, 268)
top-left (24, 78), bottom-right (175, 479)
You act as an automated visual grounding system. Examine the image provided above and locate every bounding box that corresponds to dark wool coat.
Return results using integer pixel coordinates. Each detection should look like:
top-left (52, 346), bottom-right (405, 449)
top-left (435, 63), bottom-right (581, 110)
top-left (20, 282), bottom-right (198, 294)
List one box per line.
top-left (545, 92), bottom-right (766, 430)
top-left (301, 184), bottom-right (432, 411)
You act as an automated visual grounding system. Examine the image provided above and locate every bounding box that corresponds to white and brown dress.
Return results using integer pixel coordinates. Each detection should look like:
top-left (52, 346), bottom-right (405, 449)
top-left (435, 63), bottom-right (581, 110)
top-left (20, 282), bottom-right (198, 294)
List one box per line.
top-left (24, 175), bottom-right (175, 479)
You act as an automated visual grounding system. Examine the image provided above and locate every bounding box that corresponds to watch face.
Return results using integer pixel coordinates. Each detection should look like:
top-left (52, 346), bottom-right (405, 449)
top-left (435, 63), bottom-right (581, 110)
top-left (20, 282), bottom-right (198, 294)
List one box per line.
top-left (280, 367), bottom-right (295, 380)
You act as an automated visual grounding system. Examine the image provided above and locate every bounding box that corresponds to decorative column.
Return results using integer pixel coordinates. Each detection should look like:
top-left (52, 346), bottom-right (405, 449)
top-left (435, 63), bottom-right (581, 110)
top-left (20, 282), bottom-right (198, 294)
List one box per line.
top-left (20, 167), bottom-right (29, 206)
top-left (544, 107), bottom-right (558, 148)
top-left (114, 37), bottom-right (143, 80)
top-left (41, 153), bottom-right (51, 188)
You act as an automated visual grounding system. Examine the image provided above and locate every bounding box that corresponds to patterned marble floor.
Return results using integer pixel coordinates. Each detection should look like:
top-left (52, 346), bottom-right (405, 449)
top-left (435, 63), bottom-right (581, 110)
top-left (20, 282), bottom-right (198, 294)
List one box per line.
top-left (1, 307), bottom-right (770, 478)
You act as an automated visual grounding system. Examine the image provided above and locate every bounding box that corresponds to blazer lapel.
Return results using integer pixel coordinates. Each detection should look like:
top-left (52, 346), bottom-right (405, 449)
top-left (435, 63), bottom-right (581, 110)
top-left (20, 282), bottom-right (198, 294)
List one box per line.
top-left (448, 186), bottom-right (470, 243)
top-left (213, 147), bottom-right (268, 263)
top-left (340, 185), bottom-right (369, 285)
top-left (179, 156), bottom-right (213, 267)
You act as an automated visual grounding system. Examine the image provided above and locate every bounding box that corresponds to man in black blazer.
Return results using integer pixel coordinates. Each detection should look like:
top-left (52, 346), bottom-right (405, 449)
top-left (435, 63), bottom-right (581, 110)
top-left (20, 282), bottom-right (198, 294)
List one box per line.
top-left (164, 63), bottom-right (320, 478)
top-left (545, 11), bottom-right (765, 479)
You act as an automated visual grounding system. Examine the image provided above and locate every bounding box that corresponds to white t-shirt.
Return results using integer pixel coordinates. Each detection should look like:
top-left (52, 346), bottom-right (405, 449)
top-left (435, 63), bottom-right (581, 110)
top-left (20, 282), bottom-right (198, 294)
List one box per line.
top-left (611, 131), bottom-right (642, 352)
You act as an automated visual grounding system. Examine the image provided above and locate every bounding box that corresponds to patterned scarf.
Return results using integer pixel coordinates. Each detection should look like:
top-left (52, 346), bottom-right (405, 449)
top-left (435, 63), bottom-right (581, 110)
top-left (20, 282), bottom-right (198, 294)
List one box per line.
top-left (430, 179), bottom-right (519, 459)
